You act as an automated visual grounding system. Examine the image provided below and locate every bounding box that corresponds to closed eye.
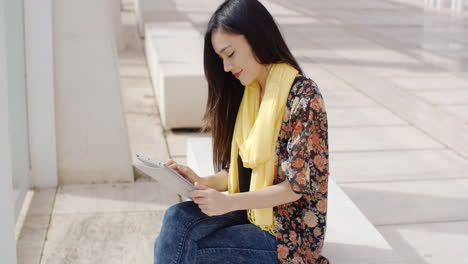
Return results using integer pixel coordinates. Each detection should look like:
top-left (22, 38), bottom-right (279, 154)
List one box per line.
top-left (228, 51), bottom-right (235, 58)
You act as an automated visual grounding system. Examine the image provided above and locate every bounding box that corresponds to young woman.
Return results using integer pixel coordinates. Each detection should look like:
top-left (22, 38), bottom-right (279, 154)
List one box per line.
top-left (154, 0), bottom-right (329, 263)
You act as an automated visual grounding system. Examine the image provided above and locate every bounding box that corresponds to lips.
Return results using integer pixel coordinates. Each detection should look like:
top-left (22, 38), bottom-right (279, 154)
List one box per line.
top-left (233, 70), bottom-right (242, 79)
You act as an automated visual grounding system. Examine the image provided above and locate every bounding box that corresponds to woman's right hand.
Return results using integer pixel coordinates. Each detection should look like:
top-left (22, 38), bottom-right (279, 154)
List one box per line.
top-left (166, 160), bottom-right (203, 186)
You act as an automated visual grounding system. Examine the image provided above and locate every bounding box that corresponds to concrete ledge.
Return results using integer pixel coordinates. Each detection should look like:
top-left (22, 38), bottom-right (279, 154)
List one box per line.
top-left (145, 22), bottom-right (207, 129)
top-left (135, 0), bottom-right (186, 37)
top-left (186, 137), bottom-right (407, 264)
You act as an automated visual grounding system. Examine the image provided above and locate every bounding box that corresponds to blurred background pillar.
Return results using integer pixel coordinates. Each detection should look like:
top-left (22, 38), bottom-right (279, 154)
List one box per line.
top-left (53, 0), bottom-right (133, 184)
top-left (0, 0), bottom-right (19, 262)
top-left (111, 0), bottom-right (125, 52)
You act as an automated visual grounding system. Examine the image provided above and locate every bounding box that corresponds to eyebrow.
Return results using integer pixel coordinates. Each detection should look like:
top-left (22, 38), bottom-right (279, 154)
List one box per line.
top-left (218, 45), bottom-right (231, 54)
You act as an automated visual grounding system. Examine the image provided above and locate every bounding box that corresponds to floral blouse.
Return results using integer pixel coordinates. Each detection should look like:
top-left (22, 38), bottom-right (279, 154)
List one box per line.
top-left (273, 76), bottom-right (329, 264)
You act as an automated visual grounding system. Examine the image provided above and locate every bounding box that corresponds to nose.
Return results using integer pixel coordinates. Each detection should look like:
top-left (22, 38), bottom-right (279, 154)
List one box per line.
top-left (223, 59), bottom-right (232, 73)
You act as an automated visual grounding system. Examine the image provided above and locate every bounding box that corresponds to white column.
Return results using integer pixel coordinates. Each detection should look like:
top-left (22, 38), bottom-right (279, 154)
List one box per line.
top-left (111, 0), bottom-right (125, 52)
top-left (0, 0), bottom-right (19, 262)
top-left (24, 0), bottom-right (58, 188)
top-left (53, 0), bottom-right (133, 184)
top-left (451, 0), bottom-right (457, 10)
top-left (457, 0), bottom-right (465, 12)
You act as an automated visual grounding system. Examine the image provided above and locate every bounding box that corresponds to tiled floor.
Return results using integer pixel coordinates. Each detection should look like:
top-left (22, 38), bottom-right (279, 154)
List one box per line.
top-left (16, 0), bottom-right (468, 263)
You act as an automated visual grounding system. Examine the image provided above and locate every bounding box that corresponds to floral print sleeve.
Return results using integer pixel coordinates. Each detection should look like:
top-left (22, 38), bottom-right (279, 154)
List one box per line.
top-left (274, 76), bottom-right (329, 264)
top-left (281, 78), bottom-right (328, 196)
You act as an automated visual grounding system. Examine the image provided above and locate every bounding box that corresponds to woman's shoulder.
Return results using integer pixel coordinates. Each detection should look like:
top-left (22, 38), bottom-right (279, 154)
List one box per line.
top-left (290, 75), bottom-right (321, 98)
top-left (285, 75), bottom-right (326, 121)
top-left (287, 75), bottom-right (324, 112)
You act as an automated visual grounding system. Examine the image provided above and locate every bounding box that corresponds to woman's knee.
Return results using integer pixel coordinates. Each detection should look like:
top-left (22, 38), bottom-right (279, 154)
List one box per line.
top-left (163, 201), bottom-right (202, 226)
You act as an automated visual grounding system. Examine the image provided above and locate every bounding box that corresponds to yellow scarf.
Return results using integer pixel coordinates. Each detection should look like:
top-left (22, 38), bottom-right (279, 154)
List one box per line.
top-left (228, 63), bottom-right (298, 235)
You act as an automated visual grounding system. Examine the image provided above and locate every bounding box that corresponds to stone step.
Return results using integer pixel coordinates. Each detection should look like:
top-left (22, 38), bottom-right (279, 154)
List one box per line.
top-left (135, 0), bottom-right (186, 37)
top-left (186, 137), bottom-right (407, 264)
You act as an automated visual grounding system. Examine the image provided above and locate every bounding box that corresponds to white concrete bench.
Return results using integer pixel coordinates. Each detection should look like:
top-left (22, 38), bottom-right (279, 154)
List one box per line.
top-left (144, 22), bottom-right (207, 129)
top-left (135, 0), bottom-right (185, 37)
top-left (186, 137), bottom-right (407, 264)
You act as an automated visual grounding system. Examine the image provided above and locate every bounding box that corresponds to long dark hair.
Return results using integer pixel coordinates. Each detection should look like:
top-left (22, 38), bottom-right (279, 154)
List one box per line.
top-left (203, 0), bottom-right (303, 171)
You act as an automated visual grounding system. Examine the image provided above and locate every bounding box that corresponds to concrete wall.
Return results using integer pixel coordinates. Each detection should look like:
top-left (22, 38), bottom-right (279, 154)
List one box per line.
top-left (24, 0), bottom-right (58, 188)
top-left (111, 0), bottom-right (124, 52)
top-left (0, 0), bottom-right (19, 262)
top-left (5, 0), bottom-right (30, 219)
top-left (54, 0), bottom-right (133, 183)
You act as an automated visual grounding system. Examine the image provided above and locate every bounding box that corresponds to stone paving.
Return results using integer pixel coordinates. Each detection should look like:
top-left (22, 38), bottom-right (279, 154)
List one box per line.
top-left (16, 0), bottom-right (468, 263)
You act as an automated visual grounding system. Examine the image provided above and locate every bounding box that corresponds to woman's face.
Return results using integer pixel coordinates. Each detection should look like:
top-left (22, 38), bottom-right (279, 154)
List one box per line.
top-left (211, 30), bottom-right (265, 86)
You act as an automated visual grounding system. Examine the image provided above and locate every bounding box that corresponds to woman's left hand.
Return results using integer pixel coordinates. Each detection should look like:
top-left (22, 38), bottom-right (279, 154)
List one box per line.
top-left (189, 182), bottom-right (232, 216)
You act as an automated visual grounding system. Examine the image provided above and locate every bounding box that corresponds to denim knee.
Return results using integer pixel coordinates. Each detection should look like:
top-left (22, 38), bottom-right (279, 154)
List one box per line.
top-left (162, 201), bottom-right (202, 227)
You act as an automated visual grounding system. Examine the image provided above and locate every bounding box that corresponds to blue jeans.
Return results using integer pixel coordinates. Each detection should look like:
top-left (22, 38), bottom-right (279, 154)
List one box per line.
top-left (154, 201), bottom-right (278, 264)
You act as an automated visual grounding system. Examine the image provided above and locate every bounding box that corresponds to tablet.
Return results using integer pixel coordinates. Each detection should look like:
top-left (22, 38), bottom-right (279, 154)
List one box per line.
top-left (135, 154), bottom-right (196, 198)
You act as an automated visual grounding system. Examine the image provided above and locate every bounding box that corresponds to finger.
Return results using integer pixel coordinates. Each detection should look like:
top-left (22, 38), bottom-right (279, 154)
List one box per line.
top-left (169, 164), bottom-right (185, 173)
top-left (176, 165), bottom-right (188, 174)
top-left (189, 190), bottom-right (205, 199)
top-left (202, 209), bottom-right (213, 217)
top-left (198, 206), bottom-right (209, 215)
top-left (179, 166), bottom-right (197, 182)
top-left (166, 159), bottom-right (175, 166)
top-left (179, 165), bottom-right (189, 171)
top-left (169, 164), bottom-right (184, 174)
top-left (189, 190), bottom-right (196, 198)
top-left (195, 182), bottom-right (208, 190)
top-left (192, 198), bottom-right (204, 206)
top-left (195, 197), bottom-right (207, 205)
top-left (168, 163), bottom-right (178, 170)
top-left (196, 203), bottom-right (205, 210)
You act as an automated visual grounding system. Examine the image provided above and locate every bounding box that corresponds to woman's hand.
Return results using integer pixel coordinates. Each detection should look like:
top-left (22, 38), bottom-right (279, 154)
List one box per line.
top-left (166, 160), bottom-right (204, 185)
top-left (189, 182), bottom-right (232, 216)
